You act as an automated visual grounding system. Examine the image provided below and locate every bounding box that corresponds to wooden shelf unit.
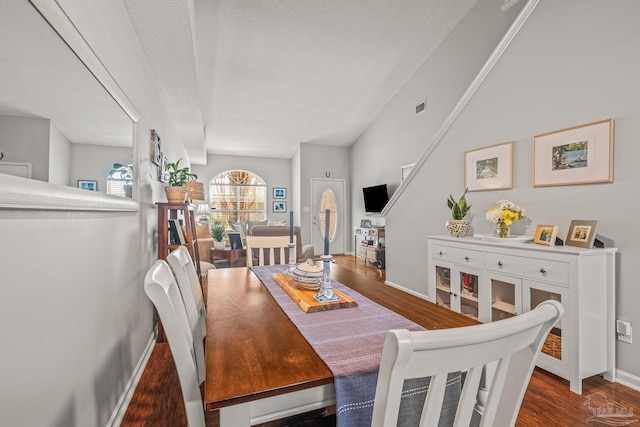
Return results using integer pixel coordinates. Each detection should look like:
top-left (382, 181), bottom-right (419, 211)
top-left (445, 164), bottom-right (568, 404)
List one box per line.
top-left (155, 202), bottom-right (201, 342)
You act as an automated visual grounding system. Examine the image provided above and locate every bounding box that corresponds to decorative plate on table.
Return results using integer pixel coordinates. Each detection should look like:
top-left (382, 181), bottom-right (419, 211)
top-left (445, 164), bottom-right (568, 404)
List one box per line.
top-left (291, 261), bottom-right (323, 290)
top-left (473, 234), bottom-right (533, 243)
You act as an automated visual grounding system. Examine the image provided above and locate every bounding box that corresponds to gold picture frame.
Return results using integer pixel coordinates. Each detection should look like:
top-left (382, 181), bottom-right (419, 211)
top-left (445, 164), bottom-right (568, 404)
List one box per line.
top-left (533, 224), bottom-right (558, 246)
top-left (565, 220), bottom-right (598, 248)
top-left (464, 142), bottom-right (513, 192)
top-left (533, 119), bottom-right (613, 187)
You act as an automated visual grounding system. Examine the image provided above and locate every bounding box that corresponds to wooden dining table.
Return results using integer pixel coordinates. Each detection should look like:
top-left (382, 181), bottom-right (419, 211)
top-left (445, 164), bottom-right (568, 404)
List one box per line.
top-left (204, 265), bottom-right (478, 426)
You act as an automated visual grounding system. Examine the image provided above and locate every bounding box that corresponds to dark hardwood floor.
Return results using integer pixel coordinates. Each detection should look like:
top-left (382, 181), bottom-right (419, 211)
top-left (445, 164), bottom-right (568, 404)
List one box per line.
top-left (121, 255), bottom-right (640, 426)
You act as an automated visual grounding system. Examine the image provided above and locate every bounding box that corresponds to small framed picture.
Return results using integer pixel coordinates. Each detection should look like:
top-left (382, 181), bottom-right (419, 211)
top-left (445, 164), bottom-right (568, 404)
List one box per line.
top-left (533, 224), bottom-right (558, 246)
top-left (150, 129), bottom-right (161, 166)
top-left (566, 220), bottom-right (598, 248)
top-left (464, 141), bottom-right (513, 192)
top-left (360, 219), bottom-right (372, 228)
top-left (159, 153), bottom-right (169, 183)
top-left (273, 201), bottom-right (287, 213)
top-left (78, 180), bottom-right (98, 191)
top-left (273, 187), bottom-right (286, 199)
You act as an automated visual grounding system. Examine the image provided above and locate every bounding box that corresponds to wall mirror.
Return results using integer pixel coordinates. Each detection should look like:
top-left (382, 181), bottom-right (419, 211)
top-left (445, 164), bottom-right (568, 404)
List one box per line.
top-left (0, 0), bottom-right (139, 210)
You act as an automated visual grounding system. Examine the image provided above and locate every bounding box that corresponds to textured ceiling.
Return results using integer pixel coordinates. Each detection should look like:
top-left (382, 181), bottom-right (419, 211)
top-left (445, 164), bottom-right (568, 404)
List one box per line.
top-left (129, 0), bottom-right (481, 162)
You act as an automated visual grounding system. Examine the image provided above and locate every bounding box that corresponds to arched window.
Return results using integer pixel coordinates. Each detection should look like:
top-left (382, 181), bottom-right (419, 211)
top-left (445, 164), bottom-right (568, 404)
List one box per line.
top-left (209, 170), bottom-right (266, 224)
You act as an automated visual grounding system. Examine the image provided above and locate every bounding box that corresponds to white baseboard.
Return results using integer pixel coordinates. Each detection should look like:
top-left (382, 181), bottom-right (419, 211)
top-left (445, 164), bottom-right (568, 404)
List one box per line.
top-left (616, 369), bottom-right (640, 392)
top-left (106, 333), bottom-right (156, 427)
top-left (384, 279), bottom-right (430, 301)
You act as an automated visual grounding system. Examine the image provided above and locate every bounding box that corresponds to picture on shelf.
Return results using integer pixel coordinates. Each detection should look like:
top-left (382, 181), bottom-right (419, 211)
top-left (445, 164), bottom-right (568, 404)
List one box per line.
top-left (533, 224), bottom-right (558, 246)
top-left (565, 220), bottom-right (598, 248)
top-left (78, 180), bottom-right (98, 191)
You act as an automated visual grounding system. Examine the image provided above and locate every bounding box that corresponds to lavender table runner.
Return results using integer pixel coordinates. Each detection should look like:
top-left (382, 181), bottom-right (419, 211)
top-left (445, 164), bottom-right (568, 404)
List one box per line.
top-left (251, 265), bottom-right (461, 426)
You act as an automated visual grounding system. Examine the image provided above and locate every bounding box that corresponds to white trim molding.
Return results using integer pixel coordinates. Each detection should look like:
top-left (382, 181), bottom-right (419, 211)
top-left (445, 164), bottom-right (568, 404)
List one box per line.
top-left (616, 369), bottom-right (640, 393)
top-left (106, 334), bottom-right (156, 427)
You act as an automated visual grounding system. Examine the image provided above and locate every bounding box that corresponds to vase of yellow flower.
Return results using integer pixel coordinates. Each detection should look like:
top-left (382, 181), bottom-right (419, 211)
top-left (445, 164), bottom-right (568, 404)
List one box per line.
top-left (486, 199), bottom-right (525, 238)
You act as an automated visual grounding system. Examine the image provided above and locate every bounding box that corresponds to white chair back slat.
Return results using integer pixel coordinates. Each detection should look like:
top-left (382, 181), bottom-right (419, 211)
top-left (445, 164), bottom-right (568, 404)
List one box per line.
top-left (144, 260), bottom-right (206, 427)
top-left (246, 235), bottom-right (293, 267)
top-left (371, 300), bottom-right (564, 427)
top-left (167, 246), bottom-right (207, 384)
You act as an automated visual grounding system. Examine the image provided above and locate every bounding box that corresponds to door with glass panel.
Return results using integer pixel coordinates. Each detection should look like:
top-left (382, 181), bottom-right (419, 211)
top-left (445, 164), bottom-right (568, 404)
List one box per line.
top-left (311, 179), bottom-right (346, 255)
top-left (487, 273), bottom-right (523, 323)
top-left (434, 261), bottom-right (482, 321)
top-left (523, 280), bottom-right (568, 375)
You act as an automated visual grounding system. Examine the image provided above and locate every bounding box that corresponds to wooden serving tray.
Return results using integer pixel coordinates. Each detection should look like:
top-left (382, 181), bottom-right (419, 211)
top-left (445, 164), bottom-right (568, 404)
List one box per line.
top-left (271, 272), bottom-right (358, 313)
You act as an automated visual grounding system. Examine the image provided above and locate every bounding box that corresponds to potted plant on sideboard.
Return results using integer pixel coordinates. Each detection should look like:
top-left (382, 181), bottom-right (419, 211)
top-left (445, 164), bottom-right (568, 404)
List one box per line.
top-left (446, 188), bottom-right (471, 237)
top-left (165, 158), bottom-right (197, 202)
top-left (210, 220), bottom-right (226, 249)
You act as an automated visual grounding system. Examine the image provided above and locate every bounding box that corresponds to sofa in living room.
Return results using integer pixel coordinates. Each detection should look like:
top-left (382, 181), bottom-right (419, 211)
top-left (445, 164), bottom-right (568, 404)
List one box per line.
top-left (195, 221), bottom-right (314, 268)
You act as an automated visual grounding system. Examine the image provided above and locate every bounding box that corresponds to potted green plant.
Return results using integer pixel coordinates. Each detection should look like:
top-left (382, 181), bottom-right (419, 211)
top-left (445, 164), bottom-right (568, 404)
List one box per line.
top-left (210, 220), bottom-right (226, 249)
top-left (446, 188), bottom-right (471, 237)
top-left (165, 158), bottom-right (197, 202)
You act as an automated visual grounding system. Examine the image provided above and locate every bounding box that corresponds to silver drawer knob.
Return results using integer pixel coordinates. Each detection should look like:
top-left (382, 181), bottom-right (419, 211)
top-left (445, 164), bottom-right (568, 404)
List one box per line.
top-left (540, 267), bottom-right (547, 274)
top-left (464, 256), bottom-right (469, 261)
top-left (439, 251), bottom-right (443, 256)
top-left (498, 261), bottom-right (503, 267)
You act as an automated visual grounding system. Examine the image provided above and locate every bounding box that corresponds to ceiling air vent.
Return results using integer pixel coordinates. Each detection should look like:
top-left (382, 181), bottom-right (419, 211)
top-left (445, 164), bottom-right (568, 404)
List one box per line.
top-left (415, 100), bottom-right (426, 115)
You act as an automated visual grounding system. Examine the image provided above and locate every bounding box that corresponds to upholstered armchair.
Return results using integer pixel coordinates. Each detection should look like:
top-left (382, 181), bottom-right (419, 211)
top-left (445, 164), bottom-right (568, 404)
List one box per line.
top-left (194, 224), bottom-right (215, 263)
top-left (249, 225), bottom-right (314, 264)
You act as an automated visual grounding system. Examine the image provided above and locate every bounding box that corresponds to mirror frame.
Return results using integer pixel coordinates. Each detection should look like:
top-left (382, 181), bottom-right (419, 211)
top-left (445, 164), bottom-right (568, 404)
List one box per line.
top-left (0, 0), bottom-right (140, 211)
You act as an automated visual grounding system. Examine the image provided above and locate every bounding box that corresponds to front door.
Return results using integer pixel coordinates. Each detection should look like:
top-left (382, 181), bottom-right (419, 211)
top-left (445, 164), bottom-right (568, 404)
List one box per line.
top-left (311, 178), bottom-right (346, 255)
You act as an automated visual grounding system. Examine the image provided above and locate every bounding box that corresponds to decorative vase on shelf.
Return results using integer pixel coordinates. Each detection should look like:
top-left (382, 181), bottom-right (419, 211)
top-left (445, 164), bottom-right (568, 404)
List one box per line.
top-left (447, 220), bottom-right (471, 238)
top-left (446, 189), bottom-right (471, 238)
top-left (496, 224), bottom-right (511, 238)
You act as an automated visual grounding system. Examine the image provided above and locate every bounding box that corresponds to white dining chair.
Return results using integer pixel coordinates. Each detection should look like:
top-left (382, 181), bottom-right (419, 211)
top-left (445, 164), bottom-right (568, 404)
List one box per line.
top-left (371, 300), bottom-right (564, 427)
top-left (144, 259), bottom-right (206, 427)
top-left (245, 235), bottom-right (292, 267)
top-left (167, 246), bottom-right (207, 384)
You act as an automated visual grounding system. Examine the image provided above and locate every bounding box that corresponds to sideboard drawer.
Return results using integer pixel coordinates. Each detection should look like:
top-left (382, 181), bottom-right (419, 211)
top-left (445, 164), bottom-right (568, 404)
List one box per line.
top-left (432, 244), bottom-right (484, 269)
top-left (485, 252), bottom-right (570, 285)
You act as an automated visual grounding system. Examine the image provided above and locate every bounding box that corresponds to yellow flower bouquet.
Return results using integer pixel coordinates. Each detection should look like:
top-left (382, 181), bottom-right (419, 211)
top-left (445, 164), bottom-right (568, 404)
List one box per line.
top-left (486, 199), bottom-right (525, 237)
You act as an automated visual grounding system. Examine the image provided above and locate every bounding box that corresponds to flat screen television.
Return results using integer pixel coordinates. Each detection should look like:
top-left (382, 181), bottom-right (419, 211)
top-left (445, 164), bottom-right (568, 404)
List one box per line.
top-left (363, 184), bottom-right (389, 213)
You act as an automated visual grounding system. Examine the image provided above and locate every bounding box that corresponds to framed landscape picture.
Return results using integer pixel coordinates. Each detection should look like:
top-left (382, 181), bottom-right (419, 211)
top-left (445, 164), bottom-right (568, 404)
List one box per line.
top-left (273, 187), bottom-right (286, 199)
top-left (565, 220), bottom-right (598, 248)
top-left (150, 129), bottom-right (161, 166)
top-left (273, 201), bottom-right (287, 213)
top-left (533, 119), bottom-right (613, 187)
top-left (533, 224), bottom-right (558, 246)
top-left (464, 142), bottom-right (513, 192)
top-left (78, 180), bottom-right (98, 191)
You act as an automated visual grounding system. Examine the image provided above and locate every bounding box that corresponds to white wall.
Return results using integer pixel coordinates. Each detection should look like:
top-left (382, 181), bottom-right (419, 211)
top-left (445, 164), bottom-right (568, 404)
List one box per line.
top-left (0, 115), bottom-right (50, 182)
top-left (350, 0), bottom-right (525, 249)
top-left (70, 143), bottom-right (132, 192)
top-left (299, 143), bottom-right (351, 248)
top-left (360, 0), bottom-right (640, 379)
top-left (48, 123), bottom-right (71, 185)
top-left (191, 153), bottom-right (293, 223)
top-left (0, 0), bottom-right (187, 425)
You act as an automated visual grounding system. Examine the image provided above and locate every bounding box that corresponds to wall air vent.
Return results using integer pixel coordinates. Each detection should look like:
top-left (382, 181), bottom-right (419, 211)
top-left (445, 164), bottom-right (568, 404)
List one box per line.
top-left (415, 100), bottom-right (426, 115)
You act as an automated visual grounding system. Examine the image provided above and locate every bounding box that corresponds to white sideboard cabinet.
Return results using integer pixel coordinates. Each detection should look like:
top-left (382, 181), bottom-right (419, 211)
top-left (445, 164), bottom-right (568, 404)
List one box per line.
top-left (426, 235), bottom-right (617, 394)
